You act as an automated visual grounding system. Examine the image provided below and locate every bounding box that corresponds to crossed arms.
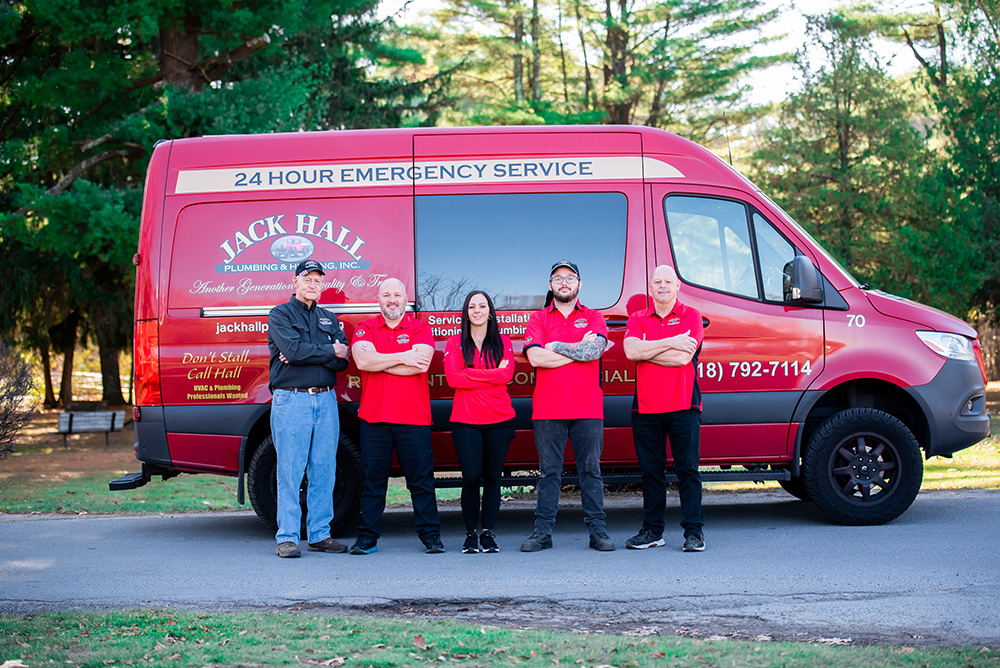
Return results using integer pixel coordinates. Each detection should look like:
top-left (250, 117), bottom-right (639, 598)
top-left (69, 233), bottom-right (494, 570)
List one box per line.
top-left (623, 330), bottom-right (698, 368)
top-left (526, 330), bottom-right (609, 369)
top-left (352, 341), bottom-right (434, 376)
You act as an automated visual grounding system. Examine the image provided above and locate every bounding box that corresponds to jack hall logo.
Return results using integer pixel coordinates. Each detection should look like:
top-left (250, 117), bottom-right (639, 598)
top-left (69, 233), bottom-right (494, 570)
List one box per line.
top-left (216, 213), bottom-right (370, 273)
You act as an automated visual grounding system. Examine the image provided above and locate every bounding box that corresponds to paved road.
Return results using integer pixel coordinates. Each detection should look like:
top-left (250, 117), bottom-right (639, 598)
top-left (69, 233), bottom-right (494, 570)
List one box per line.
top-left (2, 489), bottom-right (998, 647)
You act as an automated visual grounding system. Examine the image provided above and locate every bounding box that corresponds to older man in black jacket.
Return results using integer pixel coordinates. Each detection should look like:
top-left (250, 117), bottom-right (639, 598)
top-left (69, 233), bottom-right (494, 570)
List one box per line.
top-left (268, 260), bottom-right (350, 558)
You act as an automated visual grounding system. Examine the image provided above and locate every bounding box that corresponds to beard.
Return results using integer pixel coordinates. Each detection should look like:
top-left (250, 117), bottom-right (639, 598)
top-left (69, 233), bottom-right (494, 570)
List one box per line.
top-left (552, 285), bottom-right (580, 304)
top-left (381, 303), bottom-right (405, 320)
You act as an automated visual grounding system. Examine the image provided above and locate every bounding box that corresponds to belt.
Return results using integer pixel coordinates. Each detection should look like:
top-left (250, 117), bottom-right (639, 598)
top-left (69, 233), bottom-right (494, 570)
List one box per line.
top-left (278, 386), bottom-right (333, 394)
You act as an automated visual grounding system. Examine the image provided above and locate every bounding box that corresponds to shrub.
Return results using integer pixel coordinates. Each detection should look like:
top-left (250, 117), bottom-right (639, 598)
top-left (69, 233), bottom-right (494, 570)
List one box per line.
top-left (0, 341), bottom-right (37, 459)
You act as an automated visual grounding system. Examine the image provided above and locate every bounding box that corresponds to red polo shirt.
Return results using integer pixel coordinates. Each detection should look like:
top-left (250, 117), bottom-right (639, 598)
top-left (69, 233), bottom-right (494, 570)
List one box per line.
top-left (444, 334), bottom-right (516, 425)
top-left (353, 313), bottom-right (434, 425)
top-left (625, 300), bottom-right (704, 414)
top-left (523, 301), bottom-right (608, 420)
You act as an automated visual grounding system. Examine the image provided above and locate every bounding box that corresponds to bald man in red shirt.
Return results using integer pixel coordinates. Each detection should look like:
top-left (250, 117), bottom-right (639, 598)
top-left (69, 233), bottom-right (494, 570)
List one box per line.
top-left (349, 277), bottom-right (444, 555)
top-left (624, 265), bottom-right (706, 552)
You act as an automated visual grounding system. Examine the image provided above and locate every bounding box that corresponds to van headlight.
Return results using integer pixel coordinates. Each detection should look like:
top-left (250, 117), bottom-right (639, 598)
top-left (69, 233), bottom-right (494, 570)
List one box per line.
top-left (916, 331), bottom-right (976, 362)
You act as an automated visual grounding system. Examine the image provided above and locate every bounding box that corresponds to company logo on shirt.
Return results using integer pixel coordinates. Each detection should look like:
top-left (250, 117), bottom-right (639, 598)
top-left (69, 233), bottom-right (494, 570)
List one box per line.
top-left (525, 335), bottom-right (533, 344)
top-left (355, 328), bottom-right (366, 338)
top-left (397, 333), bottom-right (410, 345)
top-left (668, 317), bottom-right (681, 326)
top-left (574, 318), bottom-right (588, 328)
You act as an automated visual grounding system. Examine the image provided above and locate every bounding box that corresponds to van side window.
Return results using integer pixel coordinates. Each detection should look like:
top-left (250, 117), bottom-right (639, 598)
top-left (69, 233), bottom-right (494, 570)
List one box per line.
top-left (753, 212), bottom-right (798, 302)
top-left (665, 196), bottom-right (757, 298)
top-left (415, 193), bottom-right (628, 311)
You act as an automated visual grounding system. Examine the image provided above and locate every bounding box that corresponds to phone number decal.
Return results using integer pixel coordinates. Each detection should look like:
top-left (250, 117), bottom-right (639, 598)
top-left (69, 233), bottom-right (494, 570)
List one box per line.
top-left (698, 359), bottom-right (814, 381)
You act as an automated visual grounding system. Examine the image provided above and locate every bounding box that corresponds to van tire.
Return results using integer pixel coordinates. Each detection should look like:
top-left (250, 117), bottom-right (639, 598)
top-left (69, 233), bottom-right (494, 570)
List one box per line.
top-left (803, 408), bottom-right (922, 525)
top-left (778, 476), bottom-right (810, 501)
top-left (247, 432), bottom-right (363, 537)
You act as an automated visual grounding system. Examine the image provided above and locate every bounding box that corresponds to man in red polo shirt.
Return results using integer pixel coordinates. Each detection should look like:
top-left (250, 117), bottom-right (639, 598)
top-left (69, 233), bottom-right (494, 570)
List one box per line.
top-left (349, 277), bottom-right (444, 555)
top-left (520, 260), bottom-right (614, 552)
top-left (623, 264), bottom-right (706, 552)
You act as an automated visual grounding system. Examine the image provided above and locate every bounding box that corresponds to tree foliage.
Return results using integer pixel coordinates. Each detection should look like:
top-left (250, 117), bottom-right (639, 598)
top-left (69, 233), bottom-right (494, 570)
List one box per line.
top-left (1, 0), bottom-right (440, 405)
top-left (406, 0), bottom-right (788, 139)
top-left (749, 11), bottom-right (978, 315)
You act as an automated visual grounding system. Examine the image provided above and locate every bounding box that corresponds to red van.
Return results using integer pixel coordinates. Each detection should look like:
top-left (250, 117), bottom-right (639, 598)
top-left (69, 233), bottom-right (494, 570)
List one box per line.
top-left (112, 125), bottom-right (990, 529)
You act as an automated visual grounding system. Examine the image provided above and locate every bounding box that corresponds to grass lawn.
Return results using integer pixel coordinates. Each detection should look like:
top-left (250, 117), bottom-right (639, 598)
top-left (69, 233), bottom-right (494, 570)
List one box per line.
top-left (2, 609), bottom-right (997, 668)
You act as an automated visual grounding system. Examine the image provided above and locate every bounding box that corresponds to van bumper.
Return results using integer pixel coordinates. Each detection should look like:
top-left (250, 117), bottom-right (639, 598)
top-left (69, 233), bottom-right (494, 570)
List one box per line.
top-left (906, 359), bottom-right (990, 457)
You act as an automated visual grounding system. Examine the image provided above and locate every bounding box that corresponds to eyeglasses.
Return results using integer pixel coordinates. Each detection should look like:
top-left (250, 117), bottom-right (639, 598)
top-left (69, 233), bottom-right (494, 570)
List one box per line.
top-left (299, 277), bottom-right (323, 286)
top-left (550, 276), bottom-right (579, 285)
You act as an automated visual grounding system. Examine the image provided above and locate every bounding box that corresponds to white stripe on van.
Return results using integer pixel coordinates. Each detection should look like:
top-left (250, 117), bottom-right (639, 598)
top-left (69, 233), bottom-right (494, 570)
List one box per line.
top-left (173, 156), bottom-right (684, 194)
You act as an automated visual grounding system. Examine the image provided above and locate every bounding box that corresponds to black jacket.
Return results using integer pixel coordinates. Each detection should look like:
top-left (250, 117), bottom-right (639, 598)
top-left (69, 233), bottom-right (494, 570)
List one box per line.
top-left (267, 296), bottom-right (349, 391)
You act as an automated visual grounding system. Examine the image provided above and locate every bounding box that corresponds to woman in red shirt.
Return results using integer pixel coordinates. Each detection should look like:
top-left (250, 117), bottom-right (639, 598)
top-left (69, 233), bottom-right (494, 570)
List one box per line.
top-left (444, 290), bottom-right (516, 553)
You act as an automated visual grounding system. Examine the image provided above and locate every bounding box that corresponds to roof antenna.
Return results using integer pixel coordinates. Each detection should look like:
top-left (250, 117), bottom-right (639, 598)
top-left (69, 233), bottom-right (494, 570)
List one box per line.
top-left (724, 111), bottom-right (734, 166)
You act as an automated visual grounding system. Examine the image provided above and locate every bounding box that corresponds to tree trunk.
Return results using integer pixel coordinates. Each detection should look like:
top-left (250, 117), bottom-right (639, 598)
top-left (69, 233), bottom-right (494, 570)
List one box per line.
top-left (513, 11), bottom-right (525, 102)
top-left (603, 0), bottom-right (632, 124)
top-left (575, 0), bottom-right (593, 109)
top-left (98, 337), bottom-right (126, 406)
top-left (531, 0), bottom-right (541, 103)
top-left (160, 12), bottom-right (203, 91)
top-left (557, 0), bottom-right (570, 104)
top-left (39, 345), bottom-right (57, 409)
top-left (57, 326), bottom-right (78, 408)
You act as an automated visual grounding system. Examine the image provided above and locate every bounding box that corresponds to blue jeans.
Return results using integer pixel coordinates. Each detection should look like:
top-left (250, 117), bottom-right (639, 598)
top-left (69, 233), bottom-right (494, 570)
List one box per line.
top-left (532, 419), bottom-right (607, 535)
top-left (270, 389), bottom-right (340, 544)
top-left (632, 409), bottom-right (704, 537)
top-left (357, 422), bottom-right (440, 540)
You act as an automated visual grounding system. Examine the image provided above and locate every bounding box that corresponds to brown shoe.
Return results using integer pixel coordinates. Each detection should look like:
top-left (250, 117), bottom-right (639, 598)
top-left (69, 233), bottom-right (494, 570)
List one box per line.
top-left (275, 541), bottom-right (301, 558)
top-left (308, 537), bottom-right (348, 553)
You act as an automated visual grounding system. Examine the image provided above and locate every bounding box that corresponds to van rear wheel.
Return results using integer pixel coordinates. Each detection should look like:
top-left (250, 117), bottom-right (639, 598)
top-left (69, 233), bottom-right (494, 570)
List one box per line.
top-left (247, 432), bottom-right (362, 537)
top-left (803, 408), bottom-right (922, 525)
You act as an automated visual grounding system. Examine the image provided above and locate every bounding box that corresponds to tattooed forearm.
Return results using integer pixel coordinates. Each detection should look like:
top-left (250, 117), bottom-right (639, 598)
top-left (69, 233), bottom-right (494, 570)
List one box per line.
top-left (549, 338), bottom-right (608, 362)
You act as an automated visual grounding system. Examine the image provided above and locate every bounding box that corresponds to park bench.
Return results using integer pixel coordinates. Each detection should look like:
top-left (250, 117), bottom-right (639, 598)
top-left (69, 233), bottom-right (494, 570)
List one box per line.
top-left (57, 409), bottom-right (127, 448)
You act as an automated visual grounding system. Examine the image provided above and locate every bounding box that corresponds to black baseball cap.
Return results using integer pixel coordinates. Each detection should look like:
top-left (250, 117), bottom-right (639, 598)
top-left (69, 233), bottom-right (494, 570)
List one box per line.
top-left (550, 259), bottom-right (580, 278)
top-left (295, 260), bottom-right (325, 277)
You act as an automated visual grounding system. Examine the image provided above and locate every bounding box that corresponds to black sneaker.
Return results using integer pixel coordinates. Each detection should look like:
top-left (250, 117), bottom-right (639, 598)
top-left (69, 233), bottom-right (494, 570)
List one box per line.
top-left (479, 529), bottom-right (500, 553)
top-left (520, 531), bottom-right (553, 552)
top-left (683, 534), bottom-right (706, 552)
top-left (350, 535), bottom-right (378, 555)
top-left (589, 532), bottom-right (616, 551)
top-left (275, 541), bottom-right (301, 558)
top-left (462, 531), bottom-right (480, 554)
top-left (625, 528), bottom-right (665, 550)
top-left (307, 537), bottom-right (348, 553)
top-left (422, 534), bottom-right (446, 553)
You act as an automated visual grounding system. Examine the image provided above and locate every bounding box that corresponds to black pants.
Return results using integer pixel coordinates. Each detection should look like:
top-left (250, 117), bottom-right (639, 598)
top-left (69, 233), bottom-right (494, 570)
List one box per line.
top-left (632, 409), bottom-right (704, 537)
top-left (358, 421), bottom-right (440, 540)
top-left (451, 420), bottom-right (515, 532)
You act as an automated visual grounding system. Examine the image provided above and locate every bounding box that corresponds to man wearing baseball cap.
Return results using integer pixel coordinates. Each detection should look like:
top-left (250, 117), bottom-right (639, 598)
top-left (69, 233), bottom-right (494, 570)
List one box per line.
top-left (520, 260), bottom-right (614, 552)
top-left (267, 259), bottom-right (351, 558)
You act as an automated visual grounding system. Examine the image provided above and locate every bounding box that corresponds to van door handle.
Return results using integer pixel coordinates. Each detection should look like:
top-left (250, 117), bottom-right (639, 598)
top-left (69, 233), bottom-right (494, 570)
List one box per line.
top-left (606, 319), bottom-right (628, 327)
top-left (703, 317), bottom-right (710, 329)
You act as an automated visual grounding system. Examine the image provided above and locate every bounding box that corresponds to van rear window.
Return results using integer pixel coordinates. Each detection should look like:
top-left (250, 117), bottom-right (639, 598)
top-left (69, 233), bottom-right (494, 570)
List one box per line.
top-left (415, 193), bottom-right (627, 311)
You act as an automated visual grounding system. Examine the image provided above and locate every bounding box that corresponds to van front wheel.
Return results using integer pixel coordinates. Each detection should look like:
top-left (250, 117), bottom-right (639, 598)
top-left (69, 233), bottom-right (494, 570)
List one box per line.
top-left (803, 408), bottom-right (922, 526)
top-left (247, 432), bottom-right (362, 537)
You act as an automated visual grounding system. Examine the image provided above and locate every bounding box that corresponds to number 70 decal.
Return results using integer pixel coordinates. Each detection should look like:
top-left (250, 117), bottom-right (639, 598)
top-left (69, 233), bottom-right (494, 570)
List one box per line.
top-left (847, 314), bottom-right (867, 327)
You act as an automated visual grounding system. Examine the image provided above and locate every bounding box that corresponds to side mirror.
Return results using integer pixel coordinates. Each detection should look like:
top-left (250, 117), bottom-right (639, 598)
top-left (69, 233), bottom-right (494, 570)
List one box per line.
top-left (789, 255), bottom-right (824, 304)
